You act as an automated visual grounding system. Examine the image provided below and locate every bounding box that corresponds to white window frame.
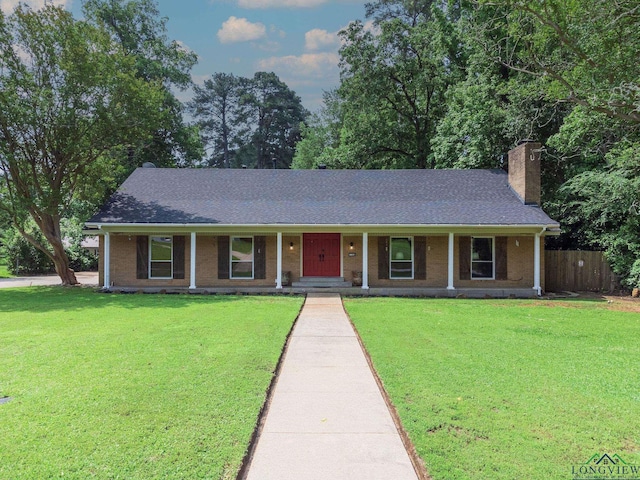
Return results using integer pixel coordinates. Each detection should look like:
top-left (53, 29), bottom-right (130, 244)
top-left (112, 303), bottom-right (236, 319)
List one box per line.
top-left (230, 236), bottom-right (254, 280)
top-left (471, 236), bottom-right (495, 280)
top-left (389, 236), bottom-right (414, 280)
top-left (149, 235), bottom-right (173, 279)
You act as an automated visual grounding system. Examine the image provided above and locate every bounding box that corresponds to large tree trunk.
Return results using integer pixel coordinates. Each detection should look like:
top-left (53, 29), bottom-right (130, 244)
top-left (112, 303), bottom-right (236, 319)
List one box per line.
top-left (22, 212), bottom-right (79, 286)
top-left (50, 238), bottom-right (78, 286)
top-left (42, 216), bottom-right (79, 286)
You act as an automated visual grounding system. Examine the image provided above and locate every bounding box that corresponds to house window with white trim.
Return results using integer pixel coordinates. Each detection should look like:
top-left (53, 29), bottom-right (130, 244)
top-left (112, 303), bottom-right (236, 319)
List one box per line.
top-left (231, 237), bottom-right (254, 279)
top-left (150, 236), bottom-right (173, 279)
top-left (390, 237), bottom-right (413, 279)
top-left (471, 237), bottom-right (494, 279)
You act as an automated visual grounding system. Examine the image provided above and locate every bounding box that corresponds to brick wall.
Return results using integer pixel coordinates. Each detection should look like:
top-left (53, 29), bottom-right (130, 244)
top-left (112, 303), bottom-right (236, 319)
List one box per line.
top-left (102, 234), bottom-right (302, 288)
top-left (342, 235), bottom-right (362, 283)
top-left (367, 235), bottom-right (449, 288)
top-left (108, 234), bottom-right (190, 288)
top-left (100, 232), bottom-right (544, 290)
top-left (454, 235), bottom-right (540, 289)
top-left (366, 234), bottom-right (543, 289)
top-left (282, 235), bottom-right (302, 283)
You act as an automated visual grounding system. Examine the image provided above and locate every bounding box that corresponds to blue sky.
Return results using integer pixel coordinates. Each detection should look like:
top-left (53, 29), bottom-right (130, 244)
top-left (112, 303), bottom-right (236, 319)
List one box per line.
top-left (0, 0), bottom-right (369, 111)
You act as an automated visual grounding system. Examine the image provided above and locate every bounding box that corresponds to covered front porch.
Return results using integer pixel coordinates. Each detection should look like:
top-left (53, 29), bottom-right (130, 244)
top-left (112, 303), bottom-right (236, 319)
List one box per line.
top-left (96, 225), bottom-right (549, 297)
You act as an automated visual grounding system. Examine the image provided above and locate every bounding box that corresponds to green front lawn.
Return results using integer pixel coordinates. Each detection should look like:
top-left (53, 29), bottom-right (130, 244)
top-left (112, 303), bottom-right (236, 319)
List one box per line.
top-left (345, 298), bottom-right (640, 480)
top-left (0, 288), bottom-right (303, 479)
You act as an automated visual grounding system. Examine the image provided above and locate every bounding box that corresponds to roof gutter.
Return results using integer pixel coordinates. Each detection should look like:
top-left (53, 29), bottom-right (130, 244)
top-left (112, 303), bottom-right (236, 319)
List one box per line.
top-left (85, 222), bottom-right (560, 229)
top-left (84, 222), bottom-right (561, 236)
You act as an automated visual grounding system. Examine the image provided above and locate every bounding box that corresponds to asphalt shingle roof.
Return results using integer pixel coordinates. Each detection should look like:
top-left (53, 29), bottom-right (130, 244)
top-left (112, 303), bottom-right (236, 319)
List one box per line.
top-left (88, 168), bottom-right (559, 226)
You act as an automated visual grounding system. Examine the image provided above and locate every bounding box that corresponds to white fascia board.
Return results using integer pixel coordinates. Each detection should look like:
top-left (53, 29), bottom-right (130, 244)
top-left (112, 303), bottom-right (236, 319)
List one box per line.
top-left (87, 222), bottom-right (560, 236)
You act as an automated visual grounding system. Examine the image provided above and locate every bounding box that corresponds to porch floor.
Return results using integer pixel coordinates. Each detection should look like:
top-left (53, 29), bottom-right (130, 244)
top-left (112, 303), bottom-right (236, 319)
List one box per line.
top-left (102, 286), bottom-right (539, 298)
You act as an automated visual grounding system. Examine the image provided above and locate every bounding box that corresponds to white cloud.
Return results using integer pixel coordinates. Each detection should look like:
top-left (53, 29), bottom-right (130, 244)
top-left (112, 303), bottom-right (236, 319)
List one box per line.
top-left (305, 28), bottom-right (339, 52)
top-left (257, 52), bottom-right (339, 84)
top-left (175, 40), bottom-right (195, 55)
top-left (303, 20), bottom-right (378, 54)
top-left (362, 19), bottom-right (381, 36)
top-left (217, 16), bottom-right (267, 44)
top-left (1, 0), bottom-right (69, 13)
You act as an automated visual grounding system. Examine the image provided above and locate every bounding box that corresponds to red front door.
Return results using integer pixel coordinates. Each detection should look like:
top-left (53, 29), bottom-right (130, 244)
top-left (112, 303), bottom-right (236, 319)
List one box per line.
top-left (303, 233), bottom-right (341, 277)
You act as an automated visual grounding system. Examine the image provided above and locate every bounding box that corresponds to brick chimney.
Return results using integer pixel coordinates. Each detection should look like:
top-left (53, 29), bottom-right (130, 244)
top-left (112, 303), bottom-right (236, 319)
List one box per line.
top-left (508, 140), bottom-right (541, 205)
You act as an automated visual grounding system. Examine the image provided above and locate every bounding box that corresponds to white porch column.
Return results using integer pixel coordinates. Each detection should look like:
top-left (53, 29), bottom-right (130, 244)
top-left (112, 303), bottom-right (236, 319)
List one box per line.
top-left (103, 232), bottom-right (111, 289)
top-left (447, 232), bottom-right (455, 290)
top-left (362, 232), bottom-right (369, 289)
top-left (189, 232), bottom-right (197, 289)
top-left (533, 232), bottom-right (542, 296)
top-left (276, 232), bottom-right (283, 289)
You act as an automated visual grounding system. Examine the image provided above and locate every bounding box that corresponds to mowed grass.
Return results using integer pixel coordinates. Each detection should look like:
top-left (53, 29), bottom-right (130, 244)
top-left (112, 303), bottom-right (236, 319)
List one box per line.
top-left (0, 288), bottom-right (303, 479)
top-left (344, 297), bottom-right (640, 480)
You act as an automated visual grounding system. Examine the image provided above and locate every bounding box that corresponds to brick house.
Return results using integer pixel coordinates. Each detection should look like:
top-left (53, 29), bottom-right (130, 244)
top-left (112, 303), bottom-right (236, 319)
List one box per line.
top-left (85, 141), bottom-right (559, 297)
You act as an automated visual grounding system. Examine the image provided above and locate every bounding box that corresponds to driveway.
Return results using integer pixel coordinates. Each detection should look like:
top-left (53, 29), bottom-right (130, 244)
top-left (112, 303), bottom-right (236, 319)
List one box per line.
top-left (0, 272), bottom-right (98, 289)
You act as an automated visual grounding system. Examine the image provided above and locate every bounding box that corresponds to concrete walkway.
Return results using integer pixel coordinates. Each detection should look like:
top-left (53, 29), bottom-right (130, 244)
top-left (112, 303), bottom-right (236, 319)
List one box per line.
top-left (0, 272), bottom-right (98, 289)
top-left (245, 293), bottom-right (419, 480)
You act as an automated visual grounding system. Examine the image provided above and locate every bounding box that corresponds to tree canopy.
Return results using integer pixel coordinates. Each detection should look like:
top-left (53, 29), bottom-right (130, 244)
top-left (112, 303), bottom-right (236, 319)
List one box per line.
top-left (190, 73), bottom-right (242, 168)
top-left (83, 0), bottom-right (202, 173)
top-left (190, 71), bottom-right (307, 169)
top-left (333, 1), bottom-right (459, 169)
top-left (0, 4), bottom-right (165, 284)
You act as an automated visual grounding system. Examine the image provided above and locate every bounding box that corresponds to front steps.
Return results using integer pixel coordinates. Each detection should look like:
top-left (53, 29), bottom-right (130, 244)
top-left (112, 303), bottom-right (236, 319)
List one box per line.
top-left (291, 276), bottom-right (353, 288)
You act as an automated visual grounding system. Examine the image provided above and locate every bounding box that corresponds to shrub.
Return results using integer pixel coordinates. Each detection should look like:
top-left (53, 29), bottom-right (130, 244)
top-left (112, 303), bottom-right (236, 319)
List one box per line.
top-left (628, 258), bottom-right (640, 289)
top-left (0, 218), bottom-right (98, 275)
top-left (0, 227), bottom-right (54, 275)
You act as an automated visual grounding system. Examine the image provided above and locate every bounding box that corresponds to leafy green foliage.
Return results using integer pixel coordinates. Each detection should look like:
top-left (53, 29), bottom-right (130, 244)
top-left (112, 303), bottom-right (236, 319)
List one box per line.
top-left (0, 262), bottom-right (12, 279)
top-left (1, 226), bottom-right (54, 275)
top-left (301, 0), bottom-right (566, 171)
top-left (61, 218), bottom-right (99, 272)
top-left (292, 90), bottom-right (343, 169)
top-left (0, 289), bottom-right (303, 479)
top-left (559, 144), bottom-right (640, 288)
top-left (336, 2), bottom-right (458, 169)
top-left (346, 297), bottom-right (640, 479)
top-left (0, 4), bottom-right (166, 284)
top-left (478, 0), bottom-right (640, 124)
top-left (237, 72), bottom-right (308, 169)
top-left (432, 56), bottom-right (510, 169)
top-left (189, 73), bottom-right (243, 168)
top-left (1, 218), bottom-right (98, 275)
top-left (190, 71), bottom-right (307, 169)
top-left (83, 0), bottom-right (201, 172)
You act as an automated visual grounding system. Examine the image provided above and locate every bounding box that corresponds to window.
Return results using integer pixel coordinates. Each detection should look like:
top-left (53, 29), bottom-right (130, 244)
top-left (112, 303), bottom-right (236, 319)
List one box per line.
top-left (150, 236), bottom-right (172, 279)
top-left (231, 237), bottom-right (254, 279)
top-left (390, 237), bottom-right (413, 279)
top-left (471, 237), bottom-right (494, 279)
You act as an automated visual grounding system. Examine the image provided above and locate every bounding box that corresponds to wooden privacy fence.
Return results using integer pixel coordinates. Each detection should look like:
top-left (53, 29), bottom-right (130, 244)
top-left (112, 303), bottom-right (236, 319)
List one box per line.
top-left (545, 250), bottom-right (616, 292)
